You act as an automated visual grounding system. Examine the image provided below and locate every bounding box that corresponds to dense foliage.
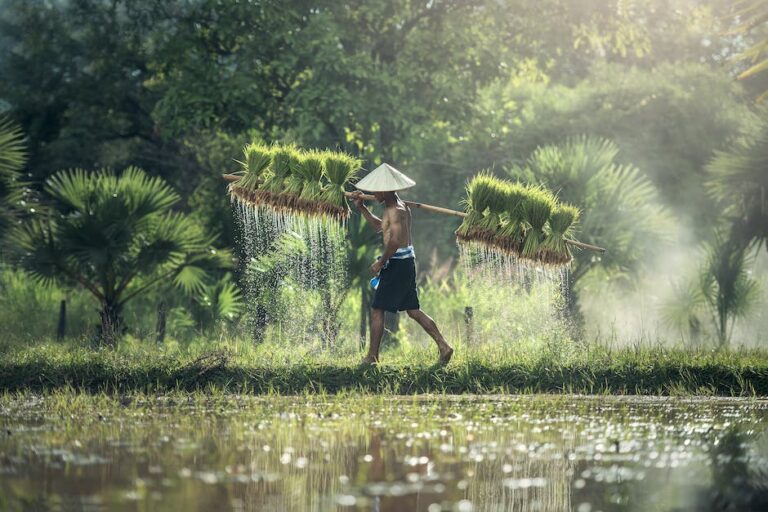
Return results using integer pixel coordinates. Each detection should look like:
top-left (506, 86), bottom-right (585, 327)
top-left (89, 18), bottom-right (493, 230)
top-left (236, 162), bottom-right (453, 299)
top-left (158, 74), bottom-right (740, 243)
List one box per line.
top-left (0, 0), bottom-right (766, 345)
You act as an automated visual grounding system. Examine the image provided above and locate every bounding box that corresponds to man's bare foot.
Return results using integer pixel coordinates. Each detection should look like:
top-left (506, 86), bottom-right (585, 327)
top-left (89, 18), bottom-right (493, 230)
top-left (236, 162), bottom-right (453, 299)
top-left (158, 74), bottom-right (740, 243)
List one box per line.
top-left (360, 356), bottom-right (379, 366)
top-left (438, 346), bottom-right (454, 366)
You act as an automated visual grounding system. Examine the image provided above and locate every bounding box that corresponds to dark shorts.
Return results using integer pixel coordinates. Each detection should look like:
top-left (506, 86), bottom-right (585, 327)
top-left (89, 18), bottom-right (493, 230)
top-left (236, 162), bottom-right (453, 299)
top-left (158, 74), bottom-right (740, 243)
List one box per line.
top-left (371, 258), bottom-right (420, 313)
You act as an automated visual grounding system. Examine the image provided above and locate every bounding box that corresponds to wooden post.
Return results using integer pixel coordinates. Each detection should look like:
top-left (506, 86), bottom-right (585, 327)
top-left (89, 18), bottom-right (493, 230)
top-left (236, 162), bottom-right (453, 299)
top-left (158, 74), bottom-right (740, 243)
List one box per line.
top-left (464, 306), bottom-right (474, 347)
top-left (56, 299), bottom-right (66, 341)
top-left (155, 301), bottom-right (167, 344)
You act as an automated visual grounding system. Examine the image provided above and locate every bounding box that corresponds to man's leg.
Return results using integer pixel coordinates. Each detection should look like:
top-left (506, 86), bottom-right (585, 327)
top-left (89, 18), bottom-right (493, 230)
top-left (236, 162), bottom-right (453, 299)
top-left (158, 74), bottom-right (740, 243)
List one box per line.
top-left (362, 308), bottom-right (385, 363)
top-left (406, 309), bottom-right (454, 363)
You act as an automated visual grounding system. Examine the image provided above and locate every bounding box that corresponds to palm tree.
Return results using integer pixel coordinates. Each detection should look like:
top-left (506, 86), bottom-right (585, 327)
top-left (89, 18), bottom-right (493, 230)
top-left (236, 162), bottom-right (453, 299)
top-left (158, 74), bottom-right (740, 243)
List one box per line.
top-left (13, 167), bottom-right (231, 344)
top-left (507, 136), bottom-right (674, 321)
top-left (699, 231), bottom-right (760, 347)
top-left (665, 231), bottom-right (761, 347)
top-left (0, 116), bottom-right (26, 245)
top-left (706, 120), bottom-right (768, 253)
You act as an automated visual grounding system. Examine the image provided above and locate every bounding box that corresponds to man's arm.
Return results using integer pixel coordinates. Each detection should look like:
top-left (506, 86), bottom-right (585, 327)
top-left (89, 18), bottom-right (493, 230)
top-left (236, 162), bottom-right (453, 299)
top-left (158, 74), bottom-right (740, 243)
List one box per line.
top-left (351, 192), bottom-right (382, 232)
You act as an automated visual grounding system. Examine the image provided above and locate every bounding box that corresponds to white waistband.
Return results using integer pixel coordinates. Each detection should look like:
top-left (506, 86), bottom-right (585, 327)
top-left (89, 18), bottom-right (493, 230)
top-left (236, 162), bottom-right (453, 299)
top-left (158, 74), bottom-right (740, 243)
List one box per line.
top-left (390, 245), bottom-right (415, 259)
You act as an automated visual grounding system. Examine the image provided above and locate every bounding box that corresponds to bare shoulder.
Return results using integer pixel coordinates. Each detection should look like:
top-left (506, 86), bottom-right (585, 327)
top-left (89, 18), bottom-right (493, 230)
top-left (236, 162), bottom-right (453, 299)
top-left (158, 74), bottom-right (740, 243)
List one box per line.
top-left (389, 203), bottom-right (408, 220)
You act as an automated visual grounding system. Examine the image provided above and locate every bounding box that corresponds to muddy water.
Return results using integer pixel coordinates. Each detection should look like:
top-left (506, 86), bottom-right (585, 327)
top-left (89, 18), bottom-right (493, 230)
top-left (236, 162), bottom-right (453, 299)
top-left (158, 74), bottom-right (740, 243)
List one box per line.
top-left (1, 395), bottom-right (767, 511)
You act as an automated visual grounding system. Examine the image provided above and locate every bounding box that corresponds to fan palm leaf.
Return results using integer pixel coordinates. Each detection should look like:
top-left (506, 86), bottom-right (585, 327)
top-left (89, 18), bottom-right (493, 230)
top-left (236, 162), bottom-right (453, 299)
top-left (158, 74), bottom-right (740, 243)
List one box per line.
top-left (508, 135), bottom-right (672, 285)
top-left (12, 166), bottom-right (230, 344)
top-left (0, 116), bottom-right (26, 242)
top-left (706, 121), bottom-right (768, 251)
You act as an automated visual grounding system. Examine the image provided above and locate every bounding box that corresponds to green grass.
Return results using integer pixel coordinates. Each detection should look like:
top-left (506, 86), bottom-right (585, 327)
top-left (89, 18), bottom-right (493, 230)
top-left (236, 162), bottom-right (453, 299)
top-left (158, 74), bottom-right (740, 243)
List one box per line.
top-left (1, 337), bottom-right (767, 396)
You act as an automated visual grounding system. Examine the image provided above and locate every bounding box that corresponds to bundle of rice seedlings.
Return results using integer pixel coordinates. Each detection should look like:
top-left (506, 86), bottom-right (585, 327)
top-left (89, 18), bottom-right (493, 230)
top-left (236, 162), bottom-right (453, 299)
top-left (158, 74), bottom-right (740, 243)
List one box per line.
top-left (541, 203), bottom-right (580, 264)
top-left (294, 150), bottom-right (326, 215)
top-left (476, 179), bottom-right (509, 242)
top-left (281, 152), bottom-right (306, 209)
top-left (496, 182), bottom-right (528, 252)
top-left (262, 144), bottom-right (298, 194)
top-left (236, 142), bottom-right (272, 191)
top-left (521, 185), bottom-right (557, 260)
top-left (456, 172), bottom-right (496, 239)
top-left (320, 151), bottom-right (362, 220)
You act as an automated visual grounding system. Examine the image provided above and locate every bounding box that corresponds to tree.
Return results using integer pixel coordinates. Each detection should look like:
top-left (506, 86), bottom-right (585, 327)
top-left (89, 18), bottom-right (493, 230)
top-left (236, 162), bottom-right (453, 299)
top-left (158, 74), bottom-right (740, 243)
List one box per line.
top-left (699, 232), bottom-right (760, 347)
top-left (13, 167), bottom-right (231, 344)
top-left (0, 116), bottom-right (26, 246)
top-left (706, 119), bottom-right (768, 253)
top-left (470, 62), bottom-right (759, 227)
top-left (665, 231), bottom-right (761, 347)
top-left (507, 136), bottom-right (673, 322)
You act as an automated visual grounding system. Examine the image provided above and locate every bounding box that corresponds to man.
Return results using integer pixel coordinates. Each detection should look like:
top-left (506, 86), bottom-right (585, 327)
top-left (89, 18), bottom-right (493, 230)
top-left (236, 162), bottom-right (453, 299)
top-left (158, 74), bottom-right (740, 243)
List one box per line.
top-left (350, 163), bottom-right (454, 366)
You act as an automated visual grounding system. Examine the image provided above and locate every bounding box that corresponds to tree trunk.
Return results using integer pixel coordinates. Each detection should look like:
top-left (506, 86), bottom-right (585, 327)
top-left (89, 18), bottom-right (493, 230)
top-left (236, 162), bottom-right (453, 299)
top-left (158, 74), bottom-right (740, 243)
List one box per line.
top-left (155, 300), bottom-right (167, 344)
top-left (99, 302), bottom-right (123, 347)
top-left (320, 290), bottom-right (338, 348)
top-left (563, 269), bottom-right (585, 340)
top-left (384, 311), bottom-right (400, 347)
top-left (56, 299), bottom-right (67, 341)
top-left (251, 304), bottom-right (268, 344)
top-left (718, 302), bottom-right (728, 348)
top-left (464, 306), bottom-right (474, 347)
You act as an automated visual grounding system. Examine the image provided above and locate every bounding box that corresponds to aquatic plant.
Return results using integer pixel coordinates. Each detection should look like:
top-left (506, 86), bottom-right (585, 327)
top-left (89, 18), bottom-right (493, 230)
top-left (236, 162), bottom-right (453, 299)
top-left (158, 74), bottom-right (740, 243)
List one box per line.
top-left (496, 182), bottom-right (528, 252)
top-left (281, 154), bottom-right (306, 208)
top-left (456, 172), bottom-right (496, 238)
top-left (541, 203), bottom-right (580, 264)
top-left (296, 150), bottom-right (325, 204)
top-left (521, 185), bottom-right (557, 260)
top-left (476, 179), bottom-right (508, 239)
top-left (237, 142), bottom-right (272, 191)
top-left (262, 144), bottom-right (298, 194)
top-left (320, 151), bottom-right (362, 219)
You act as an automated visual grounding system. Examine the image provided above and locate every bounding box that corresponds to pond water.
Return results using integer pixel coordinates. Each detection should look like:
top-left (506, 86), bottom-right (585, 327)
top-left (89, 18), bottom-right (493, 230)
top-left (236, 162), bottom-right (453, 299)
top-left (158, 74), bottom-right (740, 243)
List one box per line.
top-left (1, 395), bottom-right (767, 511)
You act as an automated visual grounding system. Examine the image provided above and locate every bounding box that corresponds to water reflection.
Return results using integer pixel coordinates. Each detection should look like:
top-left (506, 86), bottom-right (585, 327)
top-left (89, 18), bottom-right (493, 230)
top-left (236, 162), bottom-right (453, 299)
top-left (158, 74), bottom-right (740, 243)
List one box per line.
top-left (1, 396), bottom-right (767, 511)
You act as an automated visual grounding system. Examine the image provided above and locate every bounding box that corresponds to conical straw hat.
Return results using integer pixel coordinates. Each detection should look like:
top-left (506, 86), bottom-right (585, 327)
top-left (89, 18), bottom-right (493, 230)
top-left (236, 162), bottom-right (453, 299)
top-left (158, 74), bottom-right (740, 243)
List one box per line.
top-left (355, 163), bottom-right (416, 192)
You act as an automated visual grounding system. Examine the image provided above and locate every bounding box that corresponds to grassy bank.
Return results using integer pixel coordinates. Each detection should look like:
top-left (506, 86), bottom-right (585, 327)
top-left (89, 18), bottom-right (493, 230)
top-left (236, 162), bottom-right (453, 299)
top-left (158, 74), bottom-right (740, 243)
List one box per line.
top-left (1, 338), bottom-right (768, 395)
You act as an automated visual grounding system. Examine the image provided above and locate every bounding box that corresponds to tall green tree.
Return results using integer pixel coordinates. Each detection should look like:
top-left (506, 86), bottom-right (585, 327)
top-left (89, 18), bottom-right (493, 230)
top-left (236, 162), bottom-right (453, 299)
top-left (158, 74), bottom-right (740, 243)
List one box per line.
top-left (13, 167), bottom-right (231, 344)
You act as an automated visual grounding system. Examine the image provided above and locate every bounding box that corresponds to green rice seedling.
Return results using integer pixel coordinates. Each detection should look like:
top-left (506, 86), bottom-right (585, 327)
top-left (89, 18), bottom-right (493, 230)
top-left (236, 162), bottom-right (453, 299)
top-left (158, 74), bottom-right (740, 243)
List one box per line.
top-left (320, 151), bottom-right (362, 219)
top-left (236, 142), bottom-right (272, 190)
top-left (521, 185), bottom-right (557, 260)
top-left (263, 144), bottom-right (299, 194)
top-left (296, 150), bottom-right (325, 205)
top-left (280, 153), bottom-right (306, 209)
top-left (496, 182), bottom-right (528, 252)
top-left (541, 203), bottom-right (580, 264)
top-left (456, 172), bottom-right (496, 239)
top-left (476, 179), bottom-right (509, 242)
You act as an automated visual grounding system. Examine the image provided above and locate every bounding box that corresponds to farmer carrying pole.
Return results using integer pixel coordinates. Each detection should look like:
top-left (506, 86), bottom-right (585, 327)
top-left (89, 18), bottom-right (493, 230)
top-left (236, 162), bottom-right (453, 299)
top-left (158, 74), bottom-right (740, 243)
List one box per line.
top-left (350, 163), bottom-right (454, 366)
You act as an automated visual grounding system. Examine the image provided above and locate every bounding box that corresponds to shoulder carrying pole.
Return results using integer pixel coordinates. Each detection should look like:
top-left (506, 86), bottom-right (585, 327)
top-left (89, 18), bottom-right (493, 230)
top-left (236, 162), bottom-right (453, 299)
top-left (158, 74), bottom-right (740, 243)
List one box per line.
top-left (222, 174), bottom-right (605, 253)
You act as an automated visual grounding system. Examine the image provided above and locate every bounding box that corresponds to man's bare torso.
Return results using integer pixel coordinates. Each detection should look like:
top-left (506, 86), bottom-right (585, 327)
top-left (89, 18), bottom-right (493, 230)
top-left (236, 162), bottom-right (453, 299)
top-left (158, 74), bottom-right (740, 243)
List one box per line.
top-left (381, 201), bottom-right (412, 248)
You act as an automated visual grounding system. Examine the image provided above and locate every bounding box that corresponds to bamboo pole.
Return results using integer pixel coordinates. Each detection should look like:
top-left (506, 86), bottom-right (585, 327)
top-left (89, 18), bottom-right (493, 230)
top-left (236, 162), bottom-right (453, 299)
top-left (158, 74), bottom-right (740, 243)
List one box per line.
top-left (222, 174), bottom-right (606, 253)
